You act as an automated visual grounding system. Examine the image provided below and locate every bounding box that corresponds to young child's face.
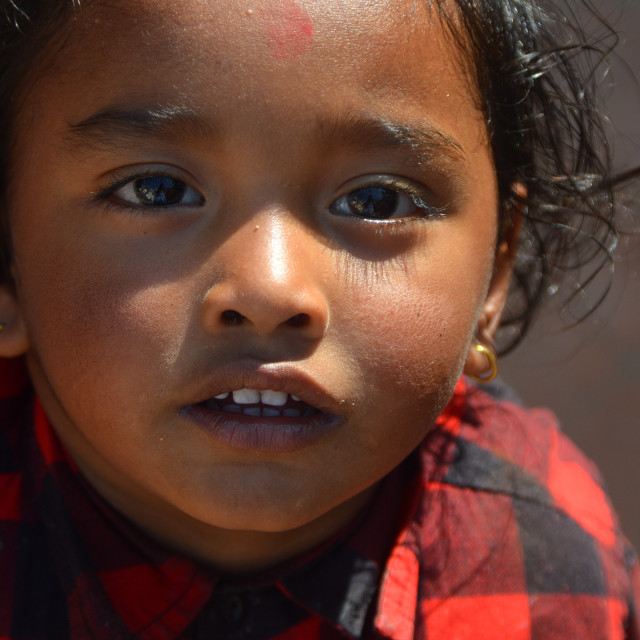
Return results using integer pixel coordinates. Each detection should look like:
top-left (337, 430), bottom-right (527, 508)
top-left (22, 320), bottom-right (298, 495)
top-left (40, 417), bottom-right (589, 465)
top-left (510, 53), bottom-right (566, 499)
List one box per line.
top-left (2, 0), bottom-right (514, 568)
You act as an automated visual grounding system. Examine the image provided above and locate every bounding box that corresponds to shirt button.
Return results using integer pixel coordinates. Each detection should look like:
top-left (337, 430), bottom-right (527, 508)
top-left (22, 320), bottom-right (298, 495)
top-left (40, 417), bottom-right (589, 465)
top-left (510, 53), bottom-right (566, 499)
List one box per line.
top-left (203, 594), bottom-right (246, 631)
top-left (224, 595), bottom-right (244, 624)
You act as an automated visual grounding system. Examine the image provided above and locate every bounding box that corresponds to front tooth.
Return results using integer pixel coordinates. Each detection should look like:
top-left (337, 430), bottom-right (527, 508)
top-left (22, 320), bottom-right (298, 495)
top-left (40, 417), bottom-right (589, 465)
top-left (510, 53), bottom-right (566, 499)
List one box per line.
top-left (233, 389), bottom-right (260, 404)
top-left (261, 390), bottom-right (288, 406)
top-left (225, 405), bottom-right (242, 413)
top-left (263, 408), bottom-right (281, 417)
top-left (243, 406), bottom-right (262, 417)
top-left (283, 408), bottom-right (301, 417)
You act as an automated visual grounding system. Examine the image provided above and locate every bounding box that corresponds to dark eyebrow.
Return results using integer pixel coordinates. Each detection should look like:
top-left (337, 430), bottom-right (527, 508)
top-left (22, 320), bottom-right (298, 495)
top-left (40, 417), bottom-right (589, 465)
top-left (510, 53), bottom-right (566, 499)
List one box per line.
top-left (65, 104), bottom-right (216, 151)
top-left (316, 113), bottom-right (466, 163)
top-left (66, 104), bottom-right (465, 164)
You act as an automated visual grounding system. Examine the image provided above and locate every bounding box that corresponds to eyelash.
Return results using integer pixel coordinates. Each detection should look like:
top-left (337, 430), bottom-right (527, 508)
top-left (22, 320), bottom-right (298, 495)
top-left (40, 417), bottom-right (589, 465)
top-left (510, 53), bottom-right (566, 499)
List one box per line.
top-left (91, 171), bottom-right (445, 223)
top-left (329, 177), bottom-right (445, 223)
top-left (92, 170), bottom-right (204, 214)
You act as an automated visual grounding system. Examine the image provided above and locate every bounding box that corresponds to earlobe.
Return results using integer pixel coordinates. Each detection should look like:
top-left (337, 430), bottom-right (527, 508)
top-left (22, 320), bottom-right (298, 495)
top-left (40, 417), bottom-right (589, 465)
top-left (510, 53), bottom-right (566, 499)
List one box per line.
top-left (466, 341), bottom-right (499, 383)
top-left (0, 284), bottom-right (29, 358)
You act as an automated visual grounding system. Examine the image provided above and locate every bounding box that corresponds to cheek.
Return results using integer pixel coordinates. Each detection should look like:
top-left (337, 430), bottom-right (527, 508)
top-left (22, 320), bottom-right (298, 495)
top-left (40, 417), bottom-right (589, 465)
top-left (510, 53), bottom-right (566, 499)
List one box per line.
top-left (335, 256), bottom-right (487, 373)
top-left (16, 245), bottom-right (190, 401)
top-left (325, 271), bottom-right (480, 454)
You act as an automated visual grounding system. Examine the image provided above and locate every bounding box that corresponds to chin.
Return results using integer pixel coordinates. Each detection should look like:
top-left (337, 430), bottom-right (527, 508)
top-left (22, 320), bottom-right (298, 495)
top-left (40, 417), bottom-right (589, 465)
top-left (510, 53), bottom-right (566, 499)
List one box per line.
top-left (175, 482), bottom-right (329, 534)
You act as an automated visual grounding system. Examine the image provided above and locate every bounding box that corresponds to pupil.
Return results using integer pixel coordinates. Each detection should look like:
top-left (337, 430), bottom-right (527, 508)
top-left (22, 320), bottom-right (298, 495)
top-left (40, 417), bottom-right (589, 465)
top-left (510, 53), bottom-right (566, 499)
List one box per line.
top-left (347, 187), bottom-right (398, 219)
top-left (135, 176), bottom-right (185, 205)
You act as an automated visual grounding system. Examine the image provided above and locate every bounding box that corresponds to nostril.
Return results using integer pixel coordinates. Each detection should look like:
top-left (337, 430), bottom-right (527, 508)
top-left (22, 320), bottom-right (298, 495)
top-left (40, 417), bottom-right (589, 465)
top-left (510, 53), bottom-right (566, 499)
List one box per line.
top-left (217, 310), bottom-right (317, 331)
top-left (221, 310), bottom-right (246, 326)
top-left (286, 313), bottom-right (310, 328)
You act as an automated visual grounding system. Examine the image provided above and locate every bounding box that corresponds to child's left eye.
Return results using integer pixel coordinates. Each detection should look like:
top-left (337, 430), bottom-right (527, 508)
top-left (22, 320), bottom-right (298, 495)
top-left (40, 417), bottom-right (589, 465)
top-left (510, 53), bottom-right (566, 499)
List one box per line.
top-left (329, 184), bottom-right (442, 220)
top-left (108, 175), bottom-right (204, 208)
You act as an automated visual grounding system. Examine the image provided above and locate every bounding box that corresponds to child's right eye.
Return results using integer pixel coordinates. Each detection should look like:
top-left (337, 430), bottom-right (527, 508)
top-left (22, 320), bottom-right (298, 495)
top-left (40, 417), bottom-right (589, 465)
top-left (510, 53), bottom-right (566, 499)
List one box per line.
top-left (106, 174), bottom-right (205, 208)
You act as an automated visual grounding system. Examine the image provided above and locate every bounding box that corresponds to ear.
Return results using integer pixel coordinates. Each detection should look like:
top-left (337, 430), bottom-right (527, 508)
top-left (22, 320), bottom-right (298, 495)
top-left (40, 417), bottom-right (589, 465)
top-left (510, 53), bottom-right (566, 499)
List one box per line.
top-left (463, 200), bottom-right (523, 379)
top-left (0, 283), bottom-right (29, 358)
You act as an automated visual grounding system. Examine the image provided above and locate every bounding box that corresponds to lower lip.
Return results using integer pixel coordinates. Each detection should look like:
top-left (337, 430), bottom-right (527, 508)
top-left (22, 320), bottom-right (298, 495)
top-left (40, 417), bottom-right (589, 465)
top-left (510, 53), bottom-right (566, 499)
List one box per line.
top-left (179, 405), bottom-right (341, 452)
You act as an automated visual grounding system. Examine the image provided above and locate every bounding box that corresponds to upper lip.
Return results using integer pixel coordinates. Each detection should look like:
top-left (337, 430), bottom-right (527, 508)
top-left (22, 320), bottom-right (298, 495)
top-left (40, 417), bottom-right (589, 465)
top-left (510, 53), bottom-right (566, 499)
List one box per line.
top-left (182, 362), bottom-right (345, 416)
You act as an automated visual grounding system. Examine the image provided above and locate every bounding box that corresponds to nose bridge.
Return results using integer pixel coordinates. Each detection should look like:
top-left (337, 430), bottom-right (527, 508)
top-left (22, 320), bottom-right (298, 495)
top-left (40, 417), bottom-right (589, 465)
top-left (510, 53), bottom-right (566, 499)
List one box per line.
top-left (231, 217), bottom-right (302, 308)
top-left (250, 216), bottom-right (292, 289)
top-left (202, 213), bottom-right (328, 338)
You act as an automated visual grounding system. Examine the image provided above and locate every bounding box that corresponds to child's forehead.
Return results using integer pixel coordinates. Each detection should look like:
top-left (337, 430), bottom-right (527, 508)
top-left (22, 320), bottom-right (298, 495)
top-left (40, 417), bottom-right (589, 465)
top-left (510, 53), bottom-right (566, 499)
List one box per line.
top-left (67, 0), bottom-right (460, 76)
top-left (85, 0), bottom-right (429, 29)
top-left (44, 0), bottom-right (478, 126)
top-left (15, 0), bottom-right (488, 179)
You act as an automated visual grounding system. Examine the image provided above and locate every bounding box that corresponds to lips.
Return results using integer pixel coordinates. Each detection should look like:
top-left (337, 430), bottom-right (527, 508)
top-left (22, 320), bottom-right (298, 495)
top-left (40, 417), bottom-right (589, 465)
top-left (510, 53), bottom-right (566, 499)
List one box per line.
top-left (178, 366), bottom-right (342, 452)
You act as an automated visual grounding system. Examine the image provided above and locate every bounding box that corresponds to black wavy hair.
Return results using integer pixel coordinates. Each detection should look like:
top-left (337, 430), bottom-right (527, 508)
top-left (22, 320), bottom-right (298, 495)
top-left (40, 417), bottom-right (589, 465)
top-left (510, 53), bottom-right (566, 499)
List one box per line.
top-left (0, 0), bottom-right (638, 352)
top-left (433, 0), bottom-right (640, 351)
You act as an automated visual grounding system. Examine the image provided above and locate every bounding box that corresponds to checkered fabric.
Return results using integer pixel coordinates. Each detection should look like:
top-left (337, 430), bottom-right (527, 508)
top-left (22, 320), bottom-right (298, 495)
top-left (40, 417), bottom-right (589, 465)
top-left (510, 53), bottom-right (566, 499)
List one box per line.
top-left (0, 356), bottom-right (637, 639)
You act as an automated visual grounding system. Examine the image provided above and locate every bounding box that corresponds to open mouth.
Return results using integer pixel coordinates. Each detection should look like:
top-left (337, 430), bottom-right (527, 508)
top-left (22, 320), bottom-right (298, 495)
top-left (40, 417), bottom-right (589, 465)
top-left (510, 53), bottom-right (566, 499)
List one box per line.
top-left (182, 382), bottom-right (338, 451)
top-left (199, 388), bottom-right (320, 418)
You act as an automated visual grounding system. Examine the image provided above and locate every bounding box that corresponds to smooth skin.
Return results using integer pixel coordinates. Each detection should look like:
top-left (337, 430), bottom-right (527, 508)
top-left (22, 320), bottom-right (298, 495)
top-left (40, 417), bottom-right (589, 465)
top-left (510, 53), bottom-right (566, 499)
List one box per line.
top-left (0, 0), bottom-right (518, 573)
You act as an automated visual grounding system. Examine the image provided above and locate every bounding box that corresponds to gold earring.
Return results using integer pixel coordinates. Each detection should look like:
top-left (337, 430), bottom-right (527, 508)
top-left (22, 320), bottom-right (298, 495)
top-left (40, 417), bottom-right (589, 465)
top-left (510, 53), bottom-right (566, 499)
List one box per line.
top-left (470, 342), bottom-right (498, 383)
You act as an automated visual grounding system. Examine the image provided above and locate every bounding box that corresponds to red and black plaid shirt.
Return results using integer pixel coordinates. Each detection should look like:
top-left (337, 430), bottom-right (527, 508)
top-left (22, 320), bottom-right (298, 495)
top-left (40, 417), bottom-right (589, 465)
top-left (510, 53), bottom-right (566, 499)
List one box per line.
top-left (0, 357), bottom-right (638, 639)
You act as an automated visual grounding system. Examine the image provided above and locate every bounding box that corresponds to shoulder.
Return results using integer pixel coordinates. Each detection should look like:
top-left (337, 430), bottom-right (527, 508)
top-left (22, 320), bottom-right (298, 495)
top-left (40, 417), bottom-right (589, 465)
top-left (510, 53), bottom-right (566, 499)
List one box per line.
top-left (448, 382), bottom-right (616, 546)
top-left (409, 382), bottom-right (638, 639)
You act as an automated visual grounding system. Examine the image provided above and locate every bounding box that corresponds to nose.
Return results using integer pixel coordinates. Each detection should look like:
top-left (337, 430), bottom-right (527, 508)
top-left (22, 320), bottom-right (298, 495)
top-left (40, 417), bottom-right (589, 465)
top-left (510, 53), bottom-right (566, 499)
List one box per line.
top-left (201, 219), bottom-right (329, 340)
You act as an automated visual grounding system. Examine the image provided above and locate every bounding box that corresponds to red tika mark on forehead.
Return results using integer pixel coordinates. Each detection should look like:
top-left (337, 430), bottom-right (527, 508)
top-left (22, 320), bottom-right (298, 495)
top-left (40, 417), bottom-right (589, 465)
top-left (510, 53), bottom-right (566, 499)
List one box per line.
top-left (256, 1), bottom-right (314, 59)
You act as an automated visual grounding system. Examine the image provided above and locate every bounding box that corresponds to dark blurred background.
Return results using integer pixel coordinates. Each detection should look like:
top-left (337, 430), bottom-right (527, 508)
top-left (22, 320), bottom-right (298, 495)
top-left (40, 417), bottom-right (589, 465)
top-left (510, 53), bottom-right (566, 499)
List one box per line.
top-left (501, 0), bottom-right (640, 551)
